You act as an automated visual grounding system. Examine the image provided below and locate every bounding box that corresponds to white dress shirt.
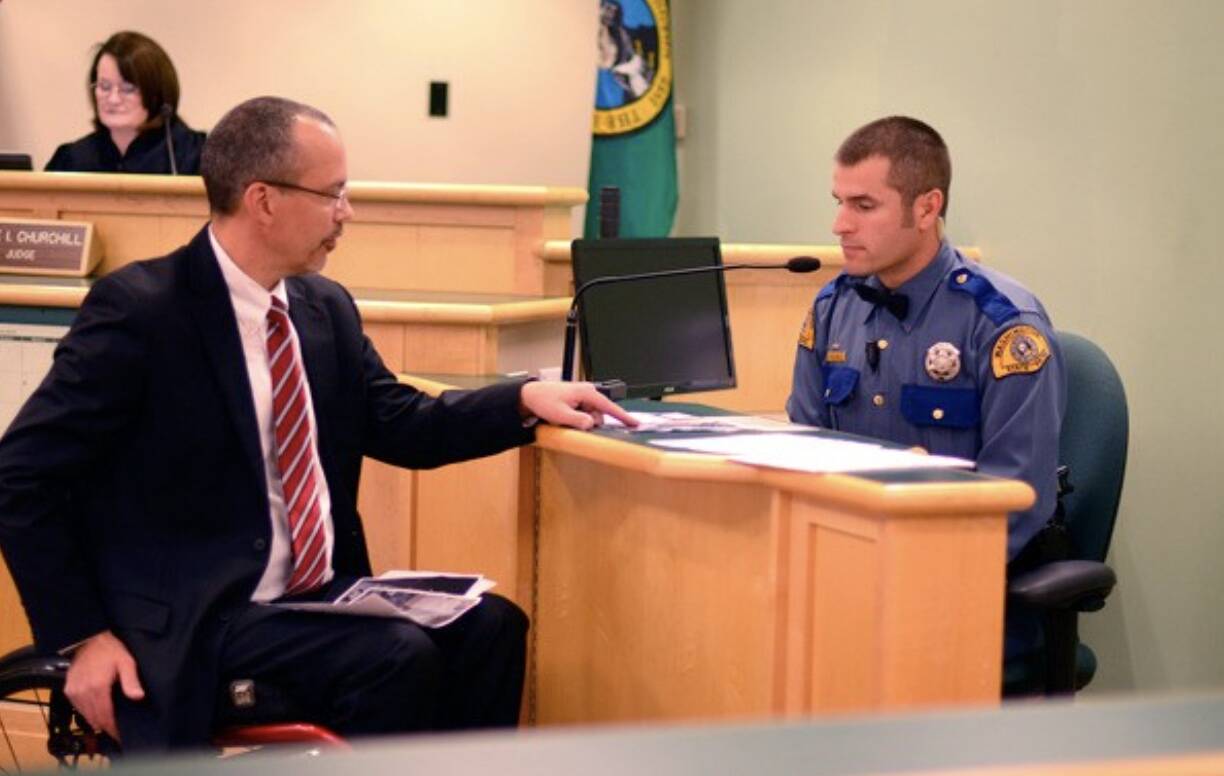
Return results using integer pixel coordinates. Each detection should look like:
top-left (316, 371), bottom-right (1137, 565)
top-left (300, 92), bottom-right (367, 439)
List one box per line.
top-left (209, 228), bottom-right (335, 601)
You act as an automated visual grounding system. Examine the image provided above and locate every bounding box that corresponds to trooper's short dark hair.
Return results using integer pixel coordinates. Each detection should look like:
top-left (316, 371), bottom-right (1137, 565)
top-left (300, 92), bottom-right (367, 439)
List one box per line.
top-left (201, 96), bottom-right (334, 215)
top-left (837, 116), bottom-right (951, 218)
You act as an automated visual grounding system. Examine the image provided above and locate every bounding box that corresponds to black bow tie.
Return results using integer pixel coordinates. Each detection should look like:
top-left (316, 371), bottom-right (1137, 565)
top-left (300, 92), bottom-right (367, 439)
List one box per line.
top-left (851, 282), bottom-right (909, 321)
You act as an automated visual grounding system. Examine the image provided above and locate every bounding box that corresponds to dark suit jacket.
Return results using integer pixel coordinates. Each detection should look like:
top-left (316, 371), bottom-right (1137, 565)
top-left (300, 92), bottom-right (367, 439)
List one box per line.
top-left (0, 227), bottom-right (534, 748)
top-left (45, 117), bottom-right (206, 174)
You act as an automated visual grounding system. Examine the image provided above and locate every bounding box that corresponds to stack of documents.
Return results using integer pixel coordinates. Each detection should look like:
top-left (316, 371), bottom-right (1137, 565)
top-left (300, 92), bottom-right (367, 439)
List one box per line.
top-left (272, 571), bottom-right (495, 628)
top-left (604, 411), bottom-right (797, 434)
top-left (650, 432), bottom-right (975, 474)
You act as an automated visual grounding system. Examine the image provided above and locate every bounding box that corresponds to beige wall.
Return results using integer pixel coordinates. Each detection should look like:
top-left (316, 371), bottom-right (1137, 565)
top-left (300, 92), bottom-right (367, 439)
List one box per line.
top-left (0, 1), bottom-right (597, 189)
top-left (674, 0), bottom-right (1224, 694)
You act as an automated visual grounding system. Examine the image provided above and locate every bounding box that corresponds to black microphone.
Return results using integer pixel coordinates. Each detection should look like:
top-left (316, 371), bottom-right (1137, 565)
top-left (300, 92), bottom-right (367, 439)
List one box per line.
top-left (784, 256), bottom-right (821, 273)
top-left (561, 255), bottom-right (822, 382)
top-left (598, 186), bottom-right (620, 239)
top-left (160, 104), bottom-right (178, 175)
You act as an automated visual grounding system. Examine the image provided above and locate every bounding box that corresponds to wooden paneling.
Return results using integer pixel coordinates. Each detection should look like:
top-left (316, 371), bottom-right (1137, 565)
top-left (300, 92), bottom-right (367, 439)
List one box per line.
top-left (0, 172), bottom-right (583, 294)
top-left (0, 698), bottom-right (62, 772)
top-left (415, 451), bottom-right (527, 608)
top-left (525, 424), bottom-right (1028, 724)
top-left (534, 451), bottom-right (781, 722)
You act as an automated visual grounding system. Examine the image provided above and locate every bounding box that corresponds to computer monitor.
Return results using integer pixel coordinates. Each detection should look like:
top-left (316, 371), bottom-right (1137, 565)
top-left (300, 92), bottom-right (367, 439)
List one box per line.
top-left (0, 154), bottom-right (33, 171)
top-left (570, 237), bottom-right (736, 399)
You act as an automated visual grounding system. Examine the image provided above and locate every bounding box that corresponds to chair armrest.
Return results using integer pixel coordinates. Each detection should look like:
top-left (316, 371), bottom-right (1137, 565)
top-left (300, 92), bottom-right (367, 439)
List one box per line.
top-left (1009, 559), bottom-right (1116, 610)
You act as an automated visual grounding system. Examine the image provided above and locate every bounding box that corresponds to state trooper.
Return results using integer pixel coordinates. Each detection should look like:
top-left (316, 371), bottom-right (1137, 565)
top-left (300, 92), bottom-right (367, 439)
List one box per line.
top-left (787, 118), bottom-right (1067, 653)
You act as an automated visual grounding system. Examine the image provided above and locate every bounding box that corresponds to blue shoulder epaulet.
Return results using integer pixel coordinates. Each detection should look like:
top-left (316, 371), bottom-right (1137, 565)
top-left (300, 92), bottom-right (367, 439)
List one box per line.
top-left (816, 273), bottom-right (849, 302)
top-left (947, 267), bottom-right (1019, 325)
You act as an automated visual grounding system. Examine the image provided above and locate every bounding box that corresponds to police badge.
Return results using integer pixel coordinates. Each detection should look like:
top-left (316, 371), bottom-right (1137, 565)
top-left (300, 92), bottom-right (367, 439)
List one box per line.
top-left (924, 342), bottom-right (961, 382)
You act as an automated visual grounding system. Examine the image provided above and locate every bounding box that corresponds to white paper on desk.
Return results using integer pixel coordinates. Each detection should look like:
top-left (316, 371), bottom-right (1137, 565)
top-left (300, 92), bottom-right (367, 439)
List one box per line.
top-left (650, 433), bottom-right (975, 473)
top-left (604, 412), bottom-right (811, 434)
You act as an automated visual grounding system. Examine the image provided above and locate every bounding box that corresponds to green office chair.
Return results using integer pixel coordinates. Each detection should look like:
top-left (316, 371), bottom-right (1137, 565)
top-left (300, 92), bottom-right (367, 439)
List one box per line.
top-left (1003, 331), bottom-right (1128, 695)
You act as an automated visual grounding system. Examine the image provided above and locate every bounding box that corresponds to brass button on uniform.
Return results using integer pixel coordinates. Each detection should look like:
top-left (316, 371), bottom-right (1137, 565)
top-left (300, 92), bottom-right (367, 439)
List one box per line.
top-left (872, 394), bottom-right (885, 407)
top-left (877, 339), bottom-right (889, 350)
top-left (955, 272), bottom-right (969, 285)
top-left (932, 408), bottom-right (945, 420)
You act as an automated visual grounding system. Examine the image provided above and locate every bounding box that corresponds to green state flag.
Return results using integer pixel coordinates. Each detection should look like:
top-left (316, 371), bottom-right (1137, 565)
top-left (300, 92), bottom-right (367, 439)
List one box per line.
top-left (585, 0), bottom-right (677, 238)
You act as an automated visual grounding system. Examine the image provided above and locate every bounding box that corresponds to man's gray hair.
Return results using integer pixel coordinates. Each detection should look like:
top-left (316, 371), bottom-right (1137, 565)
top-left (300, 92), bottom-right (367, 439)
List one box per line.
top-left (201, 96), bottom-right (335, 215)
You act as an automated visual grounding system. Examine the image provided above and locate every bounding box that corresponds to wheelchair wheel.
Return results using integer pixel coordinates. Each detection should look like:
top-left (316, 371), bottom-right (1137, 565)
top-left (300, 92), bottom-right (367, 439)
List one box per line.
top-left (0, 646), bottom-right (116, 771)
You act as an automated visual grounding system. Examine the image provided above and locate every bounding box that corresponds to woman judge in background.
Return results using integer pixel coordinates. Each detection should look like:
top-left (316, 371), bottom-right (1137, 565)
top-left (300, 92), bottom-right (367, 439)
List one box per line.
top-left (46, 31), bottom-right (206, 174)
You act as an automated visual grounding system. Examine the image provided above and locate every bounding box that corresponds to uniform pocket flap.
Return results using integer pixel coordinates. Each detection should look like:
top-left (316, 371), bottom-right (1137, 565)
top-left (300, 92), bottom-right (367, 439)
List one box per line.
top-left (109, 592), bottom-right (171, 635)
top-left (821, 366), bottom-right (860, 406)
top-left (900, 385), bottom-right (979, 429)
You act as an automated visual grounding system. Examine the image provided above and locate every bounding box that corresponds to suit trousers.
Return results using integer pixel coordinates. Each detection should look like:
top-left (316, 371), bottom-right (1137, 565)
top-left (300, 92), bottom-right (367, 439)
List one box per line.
top-left (214, 582), bottom-right (528, 737)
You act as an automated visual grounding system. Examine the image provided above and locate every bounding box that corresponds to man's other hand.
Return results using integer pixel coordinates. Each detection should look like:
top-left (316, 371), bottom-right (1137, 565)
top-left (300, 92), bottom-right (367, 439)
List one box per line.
top-left (519, 381), bottom-right (638, 430)
top-left (64, 630), bottom-right (145, 741)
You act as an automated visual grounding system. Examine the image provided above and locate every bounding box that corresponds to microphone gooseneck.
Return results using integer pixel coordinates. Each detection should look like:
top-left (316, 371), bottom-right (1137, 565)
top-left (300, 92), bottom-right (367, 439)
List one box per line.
top-left (561, 255), bottom-right (822, 382)
top-left (160, 104), bottom-right (178, 175)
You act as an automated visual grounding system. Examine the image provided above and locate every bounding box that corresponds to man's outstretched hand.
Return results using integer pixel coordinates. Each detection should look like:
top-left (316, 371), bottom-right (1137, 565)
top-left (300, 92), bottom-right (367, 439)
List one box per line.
top-left (519, 381), bottom-right (638, 430)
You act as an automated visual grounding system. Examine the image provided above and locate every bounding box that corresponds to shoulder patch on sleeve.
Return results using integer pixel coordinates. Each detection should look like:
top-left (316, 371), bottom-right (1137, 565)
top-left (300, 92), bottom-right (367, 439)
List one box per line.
top-left (798, 307), bottom-right (815, 350)
top-left (992, 324), bottom-right (1051, 378)
top-left (948, 268), bottom-right (1020, 325)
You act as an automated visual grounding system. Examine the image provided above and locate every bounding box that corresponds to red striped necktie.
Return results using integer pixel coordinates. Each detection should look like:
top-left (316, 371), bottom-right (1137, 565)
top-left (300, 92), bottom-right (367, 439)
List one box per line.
top-left (266, 298), bottom-right (328, 596)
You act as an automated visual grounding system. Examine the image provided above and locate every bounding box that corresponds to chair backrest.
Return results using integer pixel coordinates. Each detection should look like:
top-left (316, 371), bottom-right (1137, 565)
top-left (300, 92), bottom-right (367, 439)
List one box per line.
top-left (1057, 331), bottom-right (1128, 563)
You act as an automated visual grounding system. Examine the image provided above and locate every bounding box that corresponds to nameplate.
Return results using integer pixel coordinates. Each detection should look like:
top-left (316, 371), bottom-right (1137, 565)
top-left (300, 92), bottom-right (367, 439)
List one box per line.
top-left (0, 218), bottom-right (103, 277)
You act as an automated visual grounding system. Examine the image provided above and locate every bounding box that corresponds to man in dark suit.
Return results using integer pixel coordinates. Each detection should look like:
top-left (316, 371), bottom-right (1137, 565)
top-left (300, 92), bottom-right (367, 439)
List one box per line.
top-left (0, 96), bottom-right (632, 751)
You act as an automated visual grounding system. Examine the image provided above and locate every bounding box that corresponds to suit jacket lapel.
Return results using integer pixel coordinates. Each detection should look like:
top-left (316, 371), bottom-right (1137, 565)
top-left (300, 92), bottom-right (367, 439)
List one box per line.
top-left (286, 279), bottom-right (340, 483)
top-left (183, 227), bottom-right (266, 488)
